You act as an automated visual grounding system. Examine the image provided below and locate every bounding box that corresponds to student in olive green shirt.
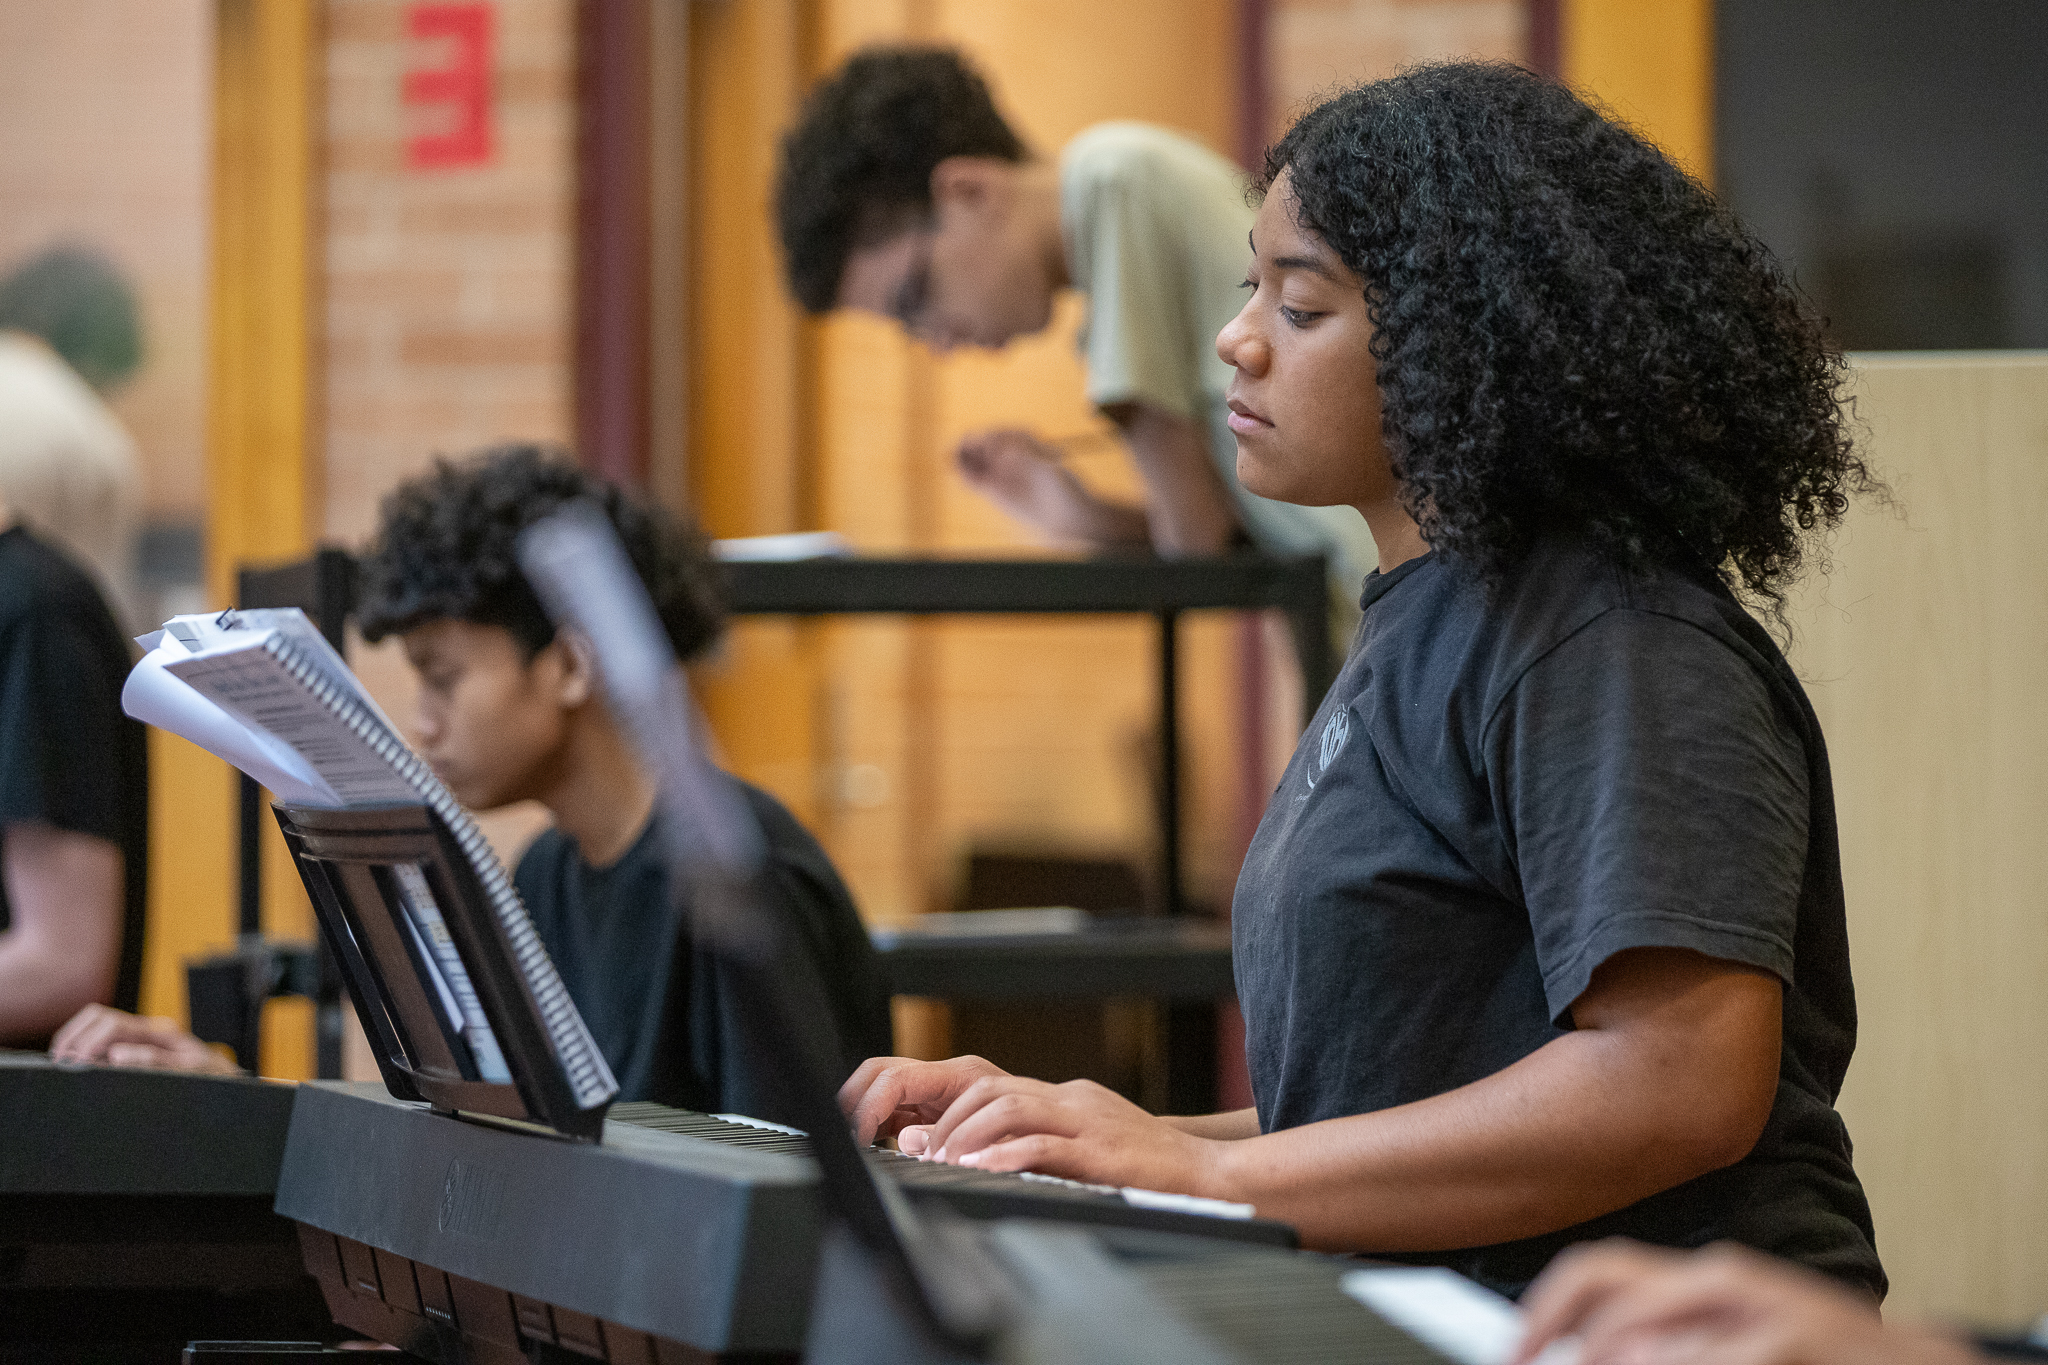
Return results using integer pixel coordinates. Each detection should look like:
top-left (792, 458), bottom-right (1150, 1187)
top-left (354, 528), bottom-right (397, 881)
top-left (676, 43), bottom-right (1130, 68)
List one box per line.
top-left (776, 47), bottom-right (1376, 628)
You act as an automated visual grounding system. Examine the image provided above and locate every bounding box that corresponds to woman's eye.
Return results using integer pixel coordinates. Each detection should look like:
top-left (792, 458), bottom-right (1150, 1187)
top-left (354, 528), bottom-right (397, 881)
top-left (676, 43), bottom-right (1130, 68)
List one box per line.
top-left (1280, 306), bottom-right (1321, 327)
top-left (1239, 277), bottom-right (1256, 291)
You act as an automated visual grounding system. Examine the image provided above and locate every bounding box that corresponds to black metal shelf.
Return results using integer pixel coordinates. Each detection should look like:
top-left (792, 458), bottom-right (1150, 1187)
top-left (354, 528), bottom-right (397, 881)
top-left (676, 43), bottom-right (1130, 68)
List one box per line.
top-left (724, 552), bottom-right (1333, 918)
top-left (872, 917), bottom-right (1235, 1000)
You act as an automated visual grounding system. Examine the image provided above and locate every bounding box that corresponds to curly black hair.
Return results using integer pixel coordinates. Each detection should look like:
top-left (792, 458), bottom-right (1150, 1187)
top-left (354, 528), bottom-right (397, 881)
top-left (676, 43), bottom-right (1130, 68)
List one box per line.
top-left (356, 444), bottom-right (726, 662)
top-left (775, 46), bottom-right (1027, 314)
top-left (1263, 62), bottom-right (1879, 616)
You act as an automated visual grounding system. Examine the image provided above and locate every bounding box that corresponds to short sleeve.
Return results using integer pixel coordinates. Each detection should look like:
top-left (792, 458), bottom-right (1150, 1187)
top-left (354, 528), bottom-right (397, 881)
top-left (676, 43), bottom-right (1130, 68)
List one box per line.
top-left (0, 608), bottom-right (129, 841)
top-left (1484, 610), bottom-right (1810, 1024)
top-left (1066, 157), bottom-right (1202, 420)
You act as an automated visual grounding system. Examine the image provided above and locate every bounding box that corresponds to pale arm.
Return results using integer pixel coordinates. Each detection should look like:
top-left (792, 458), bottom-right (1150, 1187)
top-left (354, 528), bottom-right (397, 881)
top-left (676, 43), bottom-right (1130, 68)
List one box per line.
top-left (1517, 1240), bottom-right (1953, 1365)
top-left (953, 403), bottom-right (1241, 554)
top-left (0, 821), bottom-right (122, 1044)
top-left (1101, 402), bottom-right (1241, 555)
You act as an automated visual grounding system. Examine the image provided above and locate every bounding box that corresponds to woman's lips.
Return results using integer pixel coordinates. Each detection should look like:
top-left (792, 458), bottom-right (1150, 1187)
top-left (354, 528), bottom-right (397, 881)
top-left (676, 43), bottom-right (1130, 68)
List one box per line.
top-left (1226, 398), bottom-right (1272, 434)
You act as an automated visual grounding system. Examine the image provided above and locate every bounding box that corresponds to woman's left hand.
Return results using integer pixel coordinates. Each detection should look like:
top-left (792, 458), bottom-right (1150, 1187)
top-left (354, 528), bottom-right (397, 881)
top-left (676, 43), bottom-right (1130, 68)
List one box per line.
top-left (908, 1072), bottom-right (1227, 1197)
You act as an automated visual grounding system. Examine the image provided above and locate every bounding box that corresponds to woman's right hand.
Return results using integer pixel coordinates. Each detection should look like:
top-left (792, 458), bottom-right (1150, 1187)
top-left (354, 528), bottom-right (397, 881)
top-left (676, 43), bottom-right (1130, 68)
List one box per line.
top-left (838, 1053), bottom-right (1011, 1149)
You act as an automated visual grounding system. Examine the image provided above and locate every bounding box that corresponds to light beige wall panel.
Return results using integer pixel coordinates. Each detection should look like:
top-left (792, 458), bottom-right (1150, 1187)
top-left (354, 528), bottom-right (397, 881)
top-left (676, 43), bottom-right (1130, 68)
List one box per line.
top-left (1268, 0), bottom-right (1524, 136)
top-left (1785, 352), bottom-right (2048, 1326)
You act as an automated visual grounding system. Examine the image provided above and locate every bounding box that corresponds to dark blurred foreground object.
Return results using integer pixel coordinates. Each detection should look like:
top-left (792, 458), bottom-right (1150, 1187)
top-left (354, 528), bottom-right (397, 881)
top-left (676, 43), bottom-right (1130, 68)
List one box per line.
top-left (183, 1348), bottom-right (368, 1363)
top-left (0, 1052), bottom-right (333, 1364)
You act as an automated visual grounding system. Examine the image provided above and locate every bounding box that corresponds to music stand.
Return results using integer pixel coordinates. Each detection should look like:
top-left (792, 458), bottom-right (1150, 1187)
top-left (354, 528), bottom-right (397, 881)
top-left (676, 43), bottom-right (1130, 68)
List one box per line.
top-left (275, 800), bottom-right (617, 1141)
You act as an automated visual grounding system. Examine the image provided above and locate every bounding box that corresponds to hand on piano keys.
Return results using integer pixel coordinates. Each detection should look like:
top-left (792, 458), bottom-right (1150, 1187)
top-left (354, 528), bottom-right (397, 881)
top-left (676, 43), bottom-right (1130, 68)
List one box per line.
top-left (840, 1051), bottom-right (1232, 1204)
top-left (49, 1003), bottom-right (243, 1075)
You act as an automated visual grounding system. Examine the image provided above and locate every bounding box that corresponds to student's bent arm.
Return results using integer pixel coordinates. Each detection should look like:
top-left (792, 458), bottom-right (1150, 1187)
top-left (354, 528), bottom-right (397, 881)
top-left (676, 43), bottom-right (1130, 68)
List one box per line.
top-left (955, 430), bottom-right (1151, 547)
top-left (1103, 402), bottom-right (1242, 556)
top-left (1161, 1108), bottom-right (1261, 1140)
top-left (892, 947), bottom-right (1784, 1252)
top-left (0, 821), bottom-right (121, 1044)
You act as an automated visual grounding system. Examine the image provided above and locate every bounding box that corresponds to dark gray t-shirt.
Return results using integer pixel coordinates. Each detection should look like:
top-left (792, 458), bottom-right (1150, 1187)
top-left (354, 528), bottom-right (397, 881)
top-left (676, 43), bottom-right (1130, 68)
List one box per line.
top-left (515, 777), bottom-right (892, 1121)
top-left (1233, 541), bottom-right (1882, 1299)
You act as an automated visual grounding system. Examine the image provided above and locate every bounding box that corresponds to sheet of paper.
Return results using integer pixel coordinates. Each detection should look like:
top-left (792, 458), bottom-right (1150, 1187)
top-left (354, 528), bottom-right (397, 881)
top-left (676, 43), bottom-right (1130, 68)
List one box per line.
top-left (392, 863), bottom-right (513, 1083)
top-left (229, 608), bottom-right (402, 733)
top-left (165, 642), bottom-right (418, 807)
top-left (122, 631), bottom-right (342, 806)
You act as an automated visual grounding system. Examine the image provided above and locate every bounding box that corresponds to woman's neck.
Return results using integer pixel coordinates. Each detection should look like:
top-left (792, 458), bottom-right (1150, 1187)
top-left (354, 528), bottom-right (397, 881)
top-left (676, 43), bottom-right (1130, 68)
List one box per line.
top-left (1360, 496), bottom-right (1431, 574)
top-left (536, 705), bottom-right (657, 869)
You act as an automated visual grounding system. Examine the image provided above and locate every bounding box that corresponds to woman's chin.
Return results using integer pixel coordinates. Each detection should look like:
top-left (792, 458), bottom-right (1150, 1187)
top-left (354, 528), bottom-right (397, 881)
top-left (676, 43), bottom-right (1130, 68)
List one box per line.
top-left (1235, 453), bottom-right (1291, 504)
top-left (1240, 468), bottom-right (1321, 508)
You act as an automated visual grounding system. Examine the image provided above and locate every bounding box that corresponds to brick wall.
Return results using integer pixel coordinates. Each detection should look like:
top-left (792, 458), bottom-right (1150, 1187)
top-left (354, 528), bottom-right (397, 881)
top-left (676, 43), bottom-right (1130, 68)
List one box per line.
top-left (323, 0), bottom-right (576, 546)
top-left (324, 0), bottom-right (578, 859)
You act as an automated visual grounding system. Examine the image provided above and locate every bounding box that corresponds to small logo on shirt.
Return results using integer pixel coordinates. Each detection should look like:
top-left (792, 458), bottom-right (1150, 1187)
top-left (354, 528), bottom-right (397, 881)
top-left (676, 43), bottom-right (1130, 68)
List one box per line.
top-left (1304, 706), bottom-right (1351, 791)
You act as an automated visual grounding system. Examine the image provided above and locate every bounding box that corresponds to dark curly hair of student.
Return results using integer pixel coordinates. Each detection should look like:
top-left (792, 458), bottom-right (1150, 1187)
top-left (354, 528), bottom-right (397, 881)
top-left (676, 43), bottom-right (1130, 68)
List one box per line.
top-left (1262, 62), bottom-right (1879, 617)
top-left (776, 45), bottom-right (1026, 314)
top-left (356, 444), bottom-right (726, 662)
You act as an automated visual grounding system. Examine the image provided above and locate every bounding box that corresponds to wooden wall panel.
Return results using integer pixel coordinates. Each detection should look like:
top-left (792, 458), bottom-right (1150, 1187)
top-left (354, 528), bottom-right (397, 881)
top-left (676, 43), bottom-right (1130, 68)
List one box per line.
top-left (1561, 0), bottom-right (1713, 180)
top-left (147, 0), bottom-right (324, 1074)
top-left (687, 0), bottom-right (830, 830)
top-left (1785, 353), bottom-right (2048, 1325)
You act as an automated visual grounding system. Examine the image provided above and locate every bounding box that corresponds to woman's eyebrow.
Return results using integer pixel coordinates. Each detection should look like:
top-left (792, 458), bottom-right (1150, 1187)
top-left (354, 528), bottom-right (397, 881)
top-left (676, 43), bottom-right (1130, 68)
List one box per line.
top-left (1250, 229), bottom-right (1340, 279)
top-left (1272, 253), bottom-right (1337, 278)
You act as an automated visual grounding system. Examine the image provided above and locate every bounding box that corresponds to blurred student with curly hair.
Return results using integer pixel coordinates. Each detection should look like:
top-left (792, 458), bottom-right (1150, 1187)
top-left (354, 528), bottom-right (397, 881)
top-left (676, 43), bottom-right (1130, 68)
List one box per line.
top-left (57, 446), bottom-right (892, 1117)
top-left (775, 46), bottom-right (1378, 631)
top-left (839, 62), bottom-right (1887, 1301)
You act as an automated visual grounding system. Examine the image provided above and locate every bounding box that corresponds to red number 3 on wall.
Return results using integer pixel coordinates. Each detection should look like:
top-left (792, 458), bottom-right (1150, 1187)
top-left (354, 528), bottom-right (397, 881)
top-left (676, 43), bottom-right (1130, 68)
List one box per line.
top-left (405, 2), bottom-right (494, 169)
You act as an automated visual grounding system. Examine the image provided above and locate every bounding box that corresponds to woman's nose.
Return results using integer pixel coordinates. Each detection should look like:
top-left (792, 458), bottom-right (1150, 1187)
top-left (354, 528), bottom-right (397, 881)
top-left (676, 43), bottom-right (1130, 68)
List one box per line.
top-left (1217, 313), bottom-right (1268, 376)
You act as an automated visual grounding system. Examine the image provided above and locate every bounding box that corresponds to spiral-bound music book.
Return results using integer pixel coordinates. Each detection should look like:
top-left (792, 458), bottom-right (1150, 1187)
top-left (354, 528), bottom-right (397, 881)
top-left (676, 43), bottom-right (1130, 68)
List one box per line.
top-left (123, 608), bottom-right (618, 1137)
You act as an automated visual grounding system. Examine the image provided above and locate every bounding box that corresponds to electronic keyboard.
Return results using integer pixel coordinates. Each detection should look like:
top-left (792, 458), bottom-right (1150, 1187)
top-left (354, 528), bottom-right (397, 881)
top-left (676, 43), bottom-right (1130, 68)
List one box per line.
top-left (1, 1052), bottom-right (334, 1360)
top-left (276, 1081), bottom-right (1293, 1360)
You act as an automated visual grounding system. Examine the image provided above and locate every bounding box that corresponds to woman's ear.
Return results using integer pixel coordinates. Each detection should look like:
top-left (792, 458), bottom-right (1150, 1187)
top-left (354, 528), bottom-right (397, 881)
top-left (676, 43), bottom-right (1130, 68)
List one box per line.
top-left (550, 630), bottom-right (598, 709)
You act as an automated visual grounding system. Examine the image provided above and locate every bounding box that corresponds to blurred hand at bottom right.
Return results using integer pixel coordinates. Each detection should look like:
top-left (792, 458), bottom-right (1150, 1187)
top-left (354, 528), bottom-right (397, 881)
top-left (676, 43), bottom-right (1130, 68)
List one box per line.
top-left (1516, 1240), bottom-right (1983, 1365)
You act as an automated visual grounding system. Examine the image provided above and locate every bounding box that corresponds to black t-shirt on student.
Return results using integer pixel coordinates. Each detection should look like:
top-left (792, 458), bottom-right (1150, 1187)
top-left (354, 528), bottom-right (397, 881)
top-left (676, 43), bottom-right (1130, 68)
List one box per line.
top-left (1234, 540), bottom-right (1883, 1300)
top-left (514, 777), bottom-right (892, 1120)
top-left (0, 525), bottom-right (149, 1031)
